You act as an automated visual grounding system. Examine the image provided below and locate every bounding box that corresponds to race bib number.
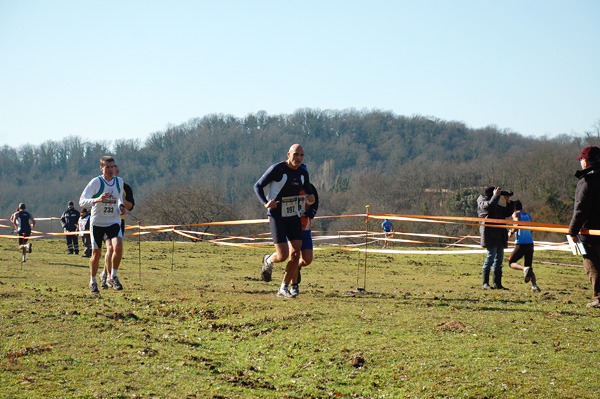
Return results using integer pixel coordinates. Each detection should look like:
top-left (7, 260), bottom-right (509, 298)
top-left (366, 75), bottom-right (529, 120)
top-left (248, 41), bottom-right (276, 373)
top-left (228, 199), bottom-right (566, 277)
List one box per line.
top-left (281, 195), bottom-right (305, 218)
top-left (102, 199), bottom-right (117, 216)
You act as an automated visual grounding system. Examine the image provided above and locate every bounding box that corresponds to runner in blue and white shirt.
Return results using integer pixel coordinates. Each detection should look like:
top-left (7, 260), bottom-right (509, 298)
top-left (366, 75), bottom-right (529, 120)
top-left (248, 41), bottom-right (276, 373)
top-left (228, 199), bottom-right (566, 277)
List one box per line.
top-left (79, 156), bottom-right (126, 294)
top-left (508, 200), bottom-right (540, 292)
top-left (254, 144), bottom-right (315, 298)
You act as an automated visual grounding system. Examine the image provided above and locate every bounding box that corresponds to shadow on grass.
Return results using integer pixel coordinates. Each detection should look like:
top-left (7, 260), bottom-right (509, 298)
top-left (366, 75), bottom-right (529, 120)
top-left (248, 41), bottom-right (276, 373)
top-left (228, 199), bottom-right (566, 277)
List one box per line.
top-left (47, 261), bottom-right (88, 269)
top-left (0, 274), bottom-right (28, 279)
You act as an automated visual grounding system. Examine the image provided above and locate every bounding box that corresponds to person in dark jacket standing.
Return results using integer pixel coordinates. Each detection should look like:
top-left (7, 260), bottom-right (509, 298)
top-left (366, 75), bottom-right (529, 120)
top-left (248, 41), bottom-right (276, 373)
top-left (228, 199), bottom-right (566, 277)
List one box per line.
top-left (477, 186), bottom-right (514, 290)
top-left (61, 201), bottom-right (80, 254)
top-left (568, 146), bottom-right (600, 308)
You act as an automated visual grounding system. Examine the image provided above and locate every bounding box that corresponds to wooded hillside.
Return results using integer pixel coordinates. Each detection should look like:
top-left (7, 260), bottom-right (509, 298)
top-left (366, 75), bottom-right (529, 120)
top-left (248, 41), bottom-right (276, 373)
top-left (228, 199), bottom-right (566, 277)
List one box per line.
top-left (1, 109), bottom-right (597, 239)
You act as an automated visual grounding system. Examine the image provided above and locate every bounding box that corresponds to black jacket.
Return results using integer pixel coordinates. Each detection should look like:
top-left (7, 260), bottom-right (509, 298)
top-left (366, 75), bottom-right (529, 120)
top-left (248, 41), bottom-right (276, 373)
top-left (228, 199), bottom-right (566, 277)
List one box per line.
top-left (61, 208), bottom-right (80, 231)
top-left (477, 194), bottom-right (514, 248)
top-left (569, 164), bottom-right (600, 246)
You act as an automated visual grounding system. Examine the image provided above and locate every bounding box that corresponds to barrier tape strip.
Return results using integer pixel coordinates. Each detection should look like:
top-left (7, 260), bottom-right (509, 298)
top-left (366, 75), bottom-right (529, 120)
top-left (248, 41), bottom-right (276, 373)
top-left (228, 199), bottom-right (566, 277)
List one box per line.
top-left (1, 213), bottom-right (596, 257)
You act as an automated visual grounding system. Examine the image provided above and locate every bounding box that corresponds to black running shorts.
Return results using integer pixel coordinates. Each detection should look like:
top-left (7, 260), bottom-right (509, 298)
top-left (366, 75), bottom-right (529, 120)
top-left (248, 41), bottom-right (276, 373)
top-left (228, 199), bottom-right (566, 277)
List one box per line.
top-left (90, 223), bottom-right (122, 250)
top-left (269, 216), bottom-right (302, 244)
top-left (508, 243), bottom-right (534, 266)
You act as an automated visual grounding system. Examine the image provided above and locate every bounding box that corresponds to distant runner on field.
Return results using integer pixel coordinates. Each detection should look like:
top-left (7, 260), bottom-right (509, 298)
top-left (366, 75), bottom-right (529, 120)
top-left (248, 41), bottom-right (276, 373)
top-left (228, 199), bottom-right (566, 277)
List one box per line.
top-left (382, 218), bottom-right (394, 249)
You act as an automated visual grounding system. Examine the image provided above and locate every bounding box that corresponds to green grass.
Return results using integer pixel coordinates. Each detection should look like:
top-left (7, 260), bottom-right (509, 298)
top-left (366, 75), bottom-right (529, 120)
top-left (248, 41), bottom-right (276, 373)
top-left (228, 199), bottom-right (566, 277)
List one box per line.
top-left (1, 238), bottom-right (599, 398)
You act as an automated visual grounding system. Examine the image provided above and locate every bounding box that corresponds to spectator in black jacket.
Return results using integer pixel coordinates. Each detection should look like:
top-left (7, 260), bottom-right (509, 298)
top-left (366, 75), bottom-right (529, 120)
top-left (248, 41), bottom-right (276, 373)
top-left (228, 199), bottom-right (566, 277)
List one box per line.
top-left (568, 146), bottom-right (600, 308)
top-left (477, 186), bottom-right (514, 290)
top-left (61, 201), bottom-right (80, 254)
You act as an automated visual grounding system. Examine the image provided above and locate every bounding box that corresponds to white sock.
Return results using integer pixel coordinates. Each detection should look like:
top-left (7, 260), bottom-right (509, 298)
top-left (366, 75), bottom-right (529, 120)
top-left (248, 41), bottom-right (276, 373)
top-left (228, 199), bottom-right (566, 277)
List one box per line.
top-left (111, 269), bottom-right (118, 278)
top-left (280, 282), bottom-right (288, 290)
top-left (90, 276), bottom-right (97, 285)
top-left (100, 271), bottom-right (106, 279)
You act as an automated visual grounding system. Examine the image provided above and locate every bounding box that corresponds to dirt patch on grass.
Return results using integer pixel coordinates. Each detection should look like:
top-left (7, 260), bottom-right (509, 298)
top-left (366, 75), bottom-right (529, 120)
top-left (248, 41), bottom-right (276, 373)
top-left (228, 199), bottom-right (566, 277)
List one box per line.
top-left (5, 345), bottom-right (53, 363)
top-left (436, 320), bottom-right (467, 332)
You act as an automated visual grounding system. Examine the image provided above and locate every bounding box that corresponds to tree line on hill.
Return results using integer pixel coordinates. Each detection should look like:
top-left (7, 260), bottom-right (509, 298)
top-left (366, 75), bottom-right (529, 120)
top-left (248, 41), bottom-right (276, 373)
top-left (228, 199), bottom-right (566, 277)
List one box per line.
top-left (1, 109), bottom-right (598, 242)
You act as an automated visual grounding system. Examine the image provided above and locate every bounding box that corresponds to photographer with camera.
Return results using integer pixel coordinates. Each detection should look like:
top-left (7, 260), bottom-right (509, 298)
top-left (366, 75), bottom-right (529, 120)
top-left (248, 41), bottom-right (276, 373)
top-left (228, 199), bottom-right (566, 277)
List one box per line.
top-left (477, 186), bottom-right (514, 290)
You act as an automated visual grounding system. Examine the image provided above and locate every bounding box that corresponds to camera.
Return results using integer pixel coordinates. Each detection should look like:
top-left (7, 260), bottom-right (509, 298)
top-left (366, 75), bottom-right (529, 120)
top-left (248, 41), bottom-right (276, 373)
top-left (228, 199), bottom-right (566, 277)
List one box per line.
top-left (500, 190), bottom-right (514, 196)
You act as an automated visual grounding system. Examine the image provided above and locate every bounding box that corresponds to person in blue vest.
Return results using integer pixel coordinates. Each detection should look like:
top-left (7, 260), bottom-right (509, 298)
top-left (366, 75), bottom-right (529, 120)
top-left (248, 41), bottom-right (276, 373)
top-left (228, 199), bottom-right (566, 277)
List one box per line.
top-left (382, 219), bottom-right (394, 248)
top-left (508, 200), bottom-right (540, 292)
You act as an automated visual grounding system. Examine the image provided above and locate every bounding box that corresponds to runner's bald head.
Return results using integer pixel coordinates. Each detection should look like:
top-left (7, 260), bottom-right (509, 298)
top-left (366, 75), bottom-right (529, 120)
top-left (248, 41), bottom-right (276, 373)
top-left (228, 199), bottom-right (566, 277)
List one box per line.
top-left (286, 144), bottom-right (305, 170)
top-left (289, 143), bottom-right (303, 154)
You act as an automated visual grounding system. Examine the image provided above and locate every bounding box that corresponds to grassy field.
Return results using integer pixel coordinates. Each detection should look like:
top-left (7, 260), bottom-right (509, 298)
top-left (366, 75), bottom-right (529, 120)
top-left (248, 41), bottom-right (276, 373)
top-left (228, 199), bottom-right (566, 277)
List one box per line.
top-left (1, 237), bottom-right (599, 398)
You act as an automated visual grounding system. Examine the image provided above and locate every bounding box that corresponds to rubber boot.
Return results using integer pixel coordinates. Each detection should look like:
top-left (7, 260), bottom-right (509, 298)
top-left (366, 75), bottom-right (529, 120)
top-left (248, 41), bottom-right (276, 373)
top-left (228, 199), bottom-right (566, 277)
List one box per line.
top-left (482, 269), bottom-right (493, 290)
top-left (493, 270), bottom-right (508, 290)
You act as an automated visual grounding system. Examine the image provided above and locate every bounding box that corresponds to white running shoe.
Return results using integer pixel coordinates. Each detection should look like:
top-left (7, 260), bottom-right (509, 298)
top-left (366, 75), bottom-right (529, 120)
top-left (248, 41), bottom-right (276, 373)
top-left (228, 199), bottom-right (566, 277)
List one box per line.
top-left (112, 276), bottom-right (123, 290)
top-left (261, 254), bottom-right (273, 282)
top-left (290, 284), bottom-right (299, 298)
top-left (90, 282), bottom-right (99, 295)
top-left (100, 273), bottom-right (108, 289)
top-left (277, 286), bottom-right (293, 298)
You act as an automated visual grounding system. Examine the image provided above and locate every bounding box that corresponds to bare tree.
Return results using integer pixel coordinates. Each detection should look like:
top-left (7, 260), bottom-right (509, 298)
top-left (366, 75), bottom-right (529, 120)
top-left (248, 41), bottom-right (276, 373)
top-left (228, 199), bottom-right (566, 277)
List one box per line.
top-left (134, 183), bottom-right (240, 241)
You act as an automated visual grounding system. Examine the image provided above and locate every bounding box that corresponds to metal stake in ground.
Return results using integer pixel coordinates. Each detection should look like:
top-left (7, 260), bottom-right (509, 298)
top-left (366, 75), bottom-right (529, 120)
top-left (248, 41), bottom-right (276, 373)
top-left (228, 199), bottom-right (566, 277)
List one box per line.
top-left (358, 205), bottom-right (370, 292)
top-left (138, 221), bottom-right (141, 281)
top-left (171, 229), bottom-right (175, 272)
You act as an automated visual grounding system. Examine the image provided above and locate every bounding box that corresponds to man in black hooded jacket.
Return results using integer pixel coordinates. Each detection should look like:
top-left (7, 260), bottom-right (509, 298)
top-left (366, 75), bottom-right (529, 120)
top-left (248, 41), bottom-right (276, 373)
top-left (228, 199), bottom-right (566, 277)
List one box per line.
top-left (477, 186), bottom-right (514, 290)
top-left (568, 146), bottom-right (600, 308)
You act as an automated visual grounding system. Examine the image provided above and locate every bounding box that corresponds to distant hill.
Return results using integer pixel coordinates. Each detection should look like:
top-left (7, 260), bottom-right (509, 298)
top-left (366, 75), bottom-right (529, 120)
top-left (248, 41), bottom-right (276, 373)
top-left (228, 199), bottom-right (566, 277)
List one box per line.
top-left (0, 109), bottom-right (594, 237)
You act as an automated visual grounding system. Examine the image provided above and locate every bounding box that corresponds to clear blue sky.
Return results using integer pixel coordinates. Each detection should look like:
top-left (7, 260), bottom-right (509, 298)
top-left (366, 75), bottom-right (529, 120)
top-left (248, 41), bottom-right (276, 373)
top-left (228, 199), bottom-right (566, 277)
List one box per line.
top-left (1, 0), bottom-right (599, 148)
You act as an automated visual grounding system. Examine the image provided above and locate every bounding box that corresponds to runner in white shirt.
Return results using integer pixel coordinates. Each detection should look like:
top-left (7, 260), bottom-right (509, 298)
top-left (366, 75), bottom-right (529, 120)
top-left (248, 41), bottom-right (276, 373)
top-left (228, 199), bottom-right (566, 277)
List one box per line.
top-left (79, 156), bottom-right (126, 294)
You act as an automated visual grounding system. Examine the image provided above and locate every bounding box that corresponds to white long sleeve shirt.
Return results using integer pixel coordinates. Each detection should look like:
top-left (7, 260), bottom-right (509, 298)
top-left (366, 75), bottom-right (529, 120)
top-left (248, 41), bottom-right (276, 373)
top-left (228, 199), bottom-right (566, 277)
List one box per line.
top-left (79, 175), bottom-right (124, 228)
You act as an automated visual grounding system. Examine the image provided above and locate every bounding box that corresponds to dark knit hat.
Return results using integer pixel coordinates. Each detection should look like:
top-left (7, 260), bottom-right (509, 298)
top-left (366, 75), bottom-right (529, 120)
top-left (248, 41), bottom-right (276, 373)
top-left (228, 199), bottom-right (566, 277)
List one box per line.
top-left (483, 186), bottom-right (495, 197)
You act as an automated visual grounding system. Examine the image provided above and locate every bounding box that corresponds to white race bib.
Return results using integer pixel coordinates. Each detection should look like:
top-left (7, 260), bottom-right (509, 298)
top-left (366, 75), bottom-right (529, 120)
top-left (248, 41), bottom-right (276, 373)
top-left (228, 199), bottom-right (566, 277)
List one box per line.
top-left (101, 199), bottom-right (117, 216)
top-left (281, 195), bottom-right (306, 218)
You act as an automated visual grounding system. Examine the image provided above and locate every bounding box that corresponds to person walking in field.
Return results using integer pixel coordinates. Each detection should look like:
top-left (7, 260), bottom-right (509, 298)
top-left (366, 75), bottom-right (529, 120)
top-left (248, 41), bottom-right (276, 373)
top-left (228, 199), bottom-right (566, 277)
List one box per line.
top-left (508, 200), bottom-right (540, 292)
top-left (79, 156), bottom-right (126, 295)
top-left (568, 146), bottom-right (600, 308)
top-left (254, 144), bottom-right (315, 298)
